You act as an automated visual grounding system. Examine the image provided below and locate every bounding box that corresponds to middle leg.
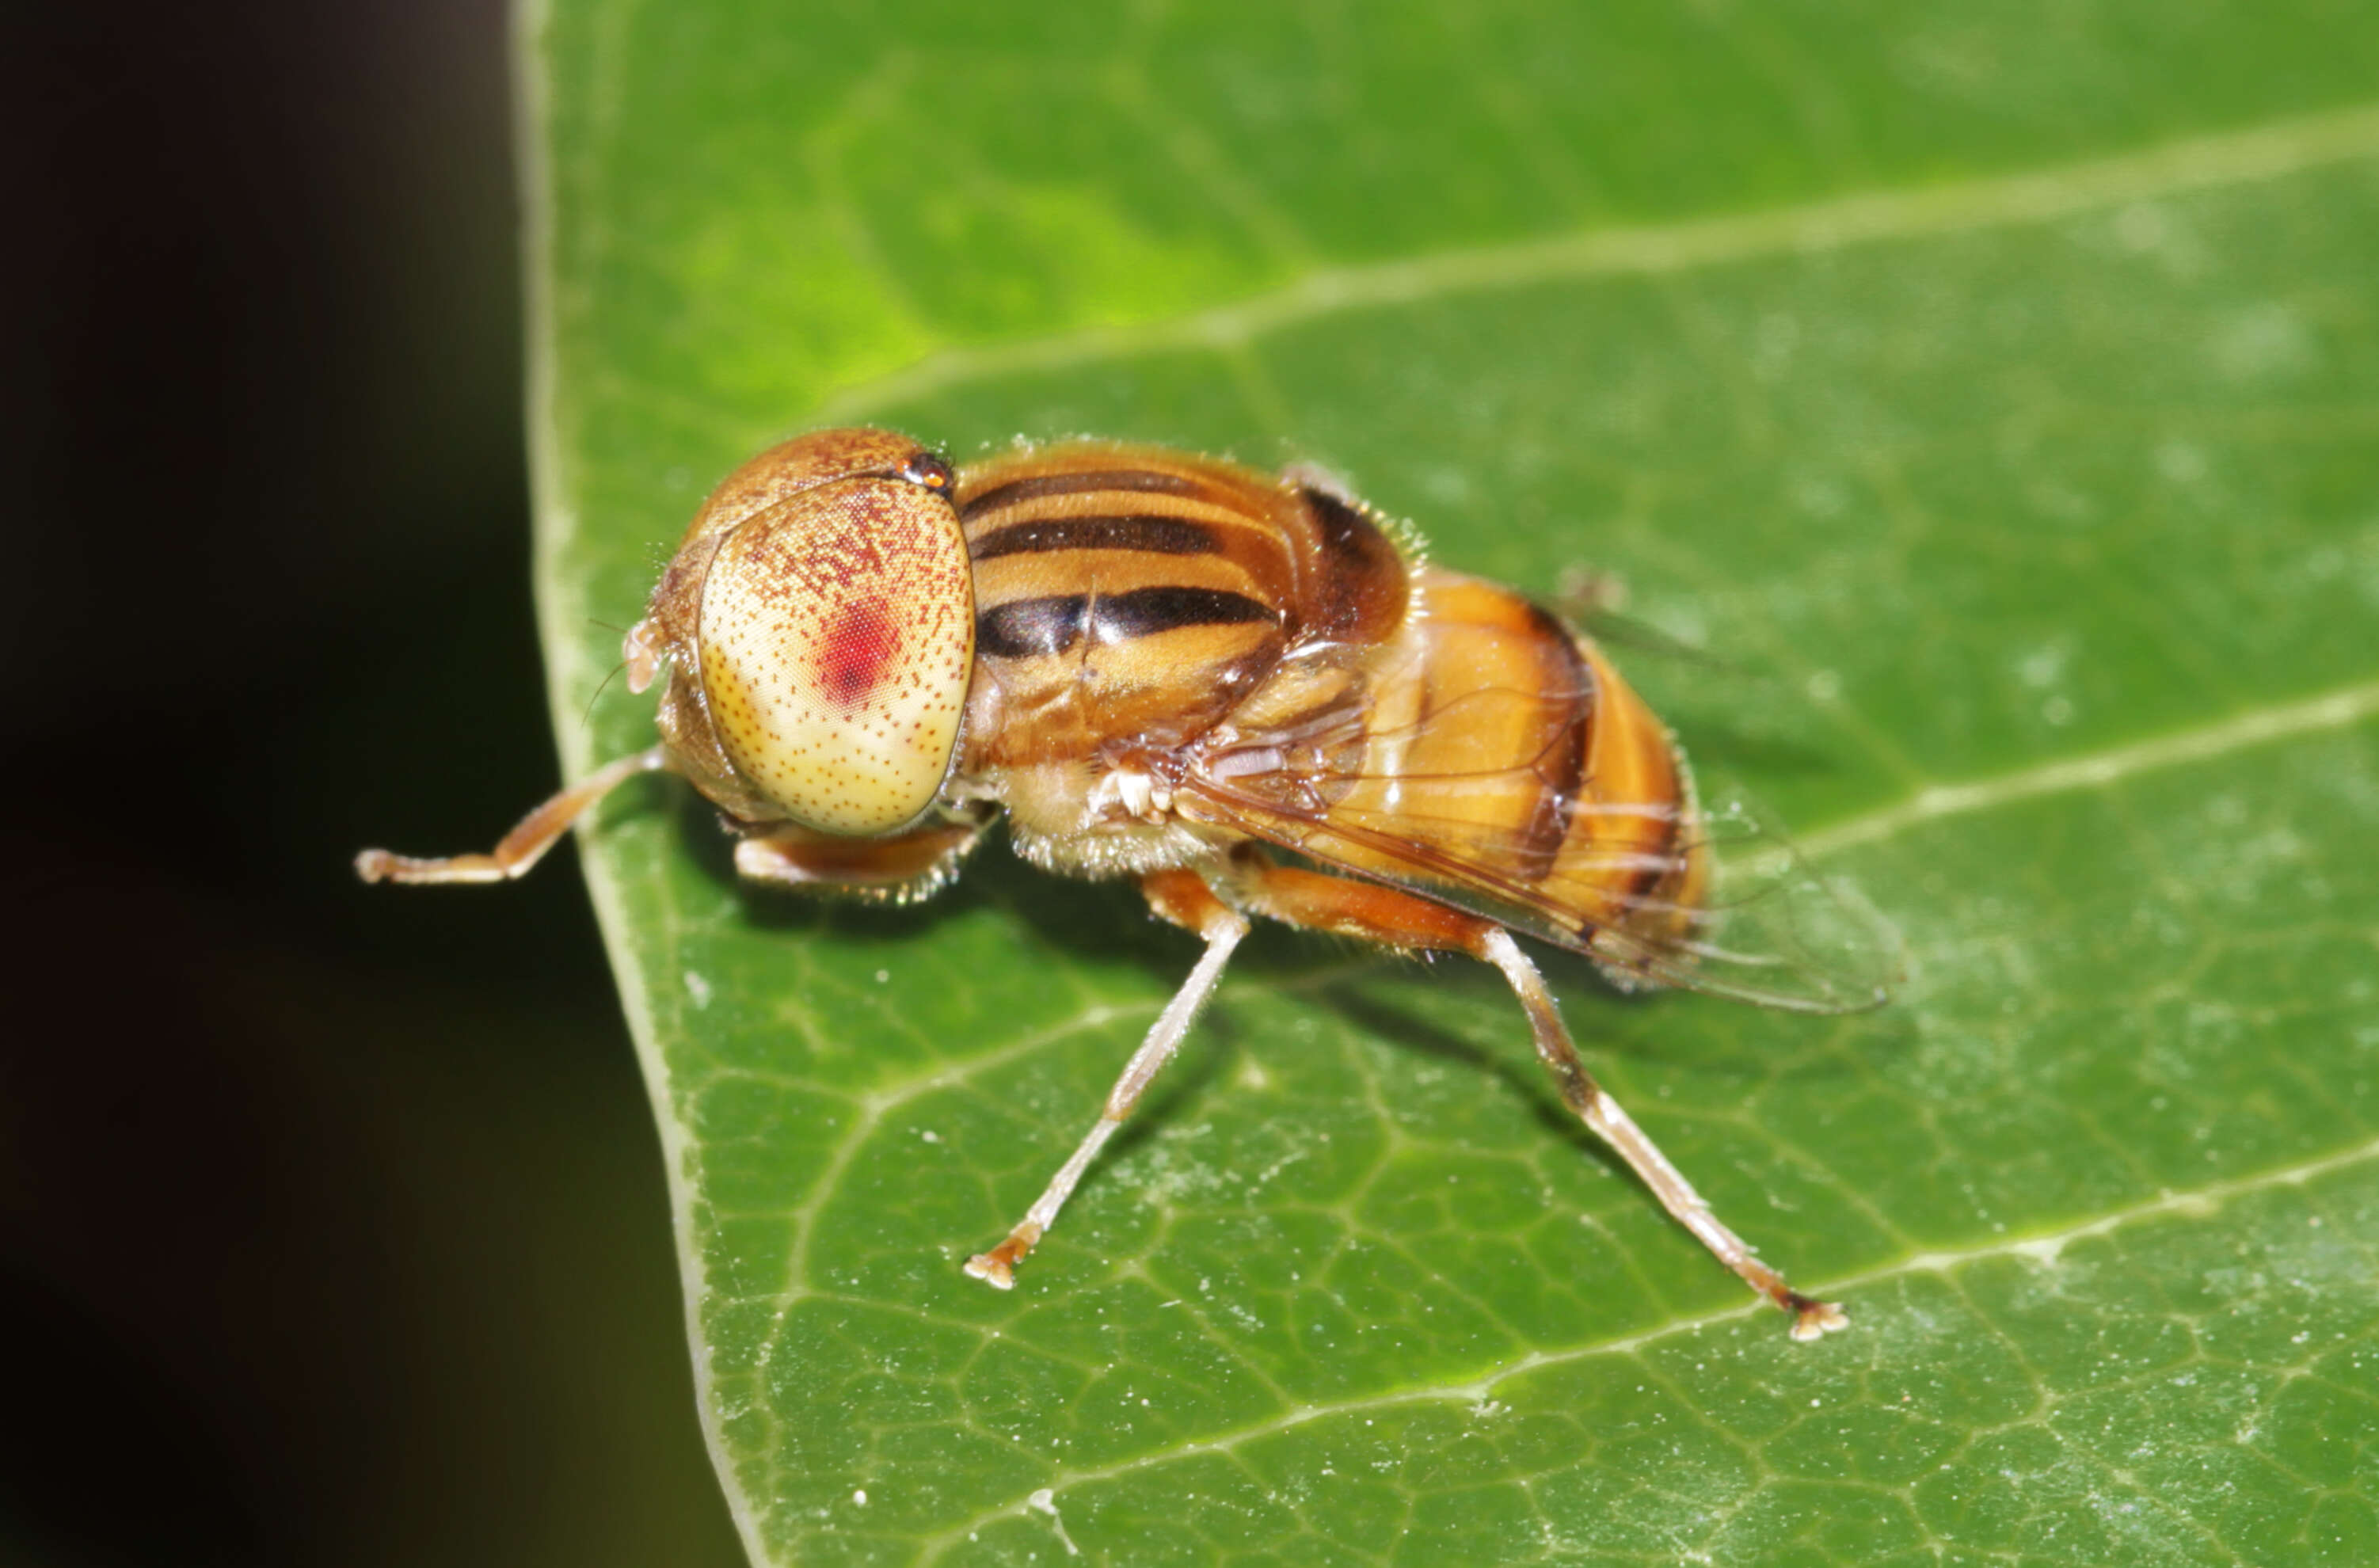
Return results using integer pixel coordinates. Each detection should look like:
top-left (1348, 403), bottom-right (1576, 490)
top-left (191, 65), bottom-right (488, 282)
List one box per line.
top-left (965, 868), bottom-right (1250, 1288)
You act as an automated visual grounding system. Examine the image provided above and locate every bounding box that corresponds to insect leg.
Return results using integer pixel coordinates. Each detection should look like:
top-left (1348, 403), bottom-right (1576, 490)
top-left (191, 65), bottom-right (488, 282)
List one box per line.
top-left (1474, 929), bottom-right (1847, 1340)
top-left (1224, 854), bottom-right (1846, 1341)
top-left (354, 746), bottom-right (670, 885)
top-left (733, 811), bottom-right (987, 896)
top-left (965, 869), bottom-right (1248, 1289)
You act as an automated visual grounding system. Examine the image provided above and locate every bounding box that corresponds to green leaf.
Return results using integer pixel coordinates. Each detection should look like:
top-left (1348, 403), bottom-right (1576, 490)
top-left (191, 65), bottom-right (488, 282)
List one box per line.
top-left (525, 3), bottom-right (2379, 1562)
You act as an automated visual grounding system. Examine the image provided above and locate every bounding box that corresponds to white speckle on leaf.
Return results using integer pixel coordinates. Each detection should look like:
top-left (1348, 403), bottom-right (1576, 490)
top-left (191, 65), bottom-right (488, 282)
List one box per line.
top-left (852, 1489), bottom-right (867, 1505)
top-left (2015, 639), bottom-right (2071, 689)
top-left (684, 972), bottom-right (713, 1010)
top-left (1791, 476), bottom-right (1845, 517)
top-left (2156, 440), bottom-right (2209, 484)
top-left (2208, 301), bottom-right (2319, 382)
top-left (1028, 1488), bottom-right (1079, 1556)
top-left (874, 969), bottom-right (889, 984)
top-left (1422, 466), bottom-right (1472, 504)
top-left (2011, 1233), bottom-right (2068, 1268)
top-left (2114, 202), bottom-right (2169, 253)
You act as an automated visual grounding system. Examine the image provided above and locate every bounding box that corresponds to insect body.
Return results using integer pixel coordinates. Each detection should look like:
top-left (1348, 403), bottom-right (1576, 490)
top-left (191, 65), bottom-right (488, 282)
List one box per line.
top-left (359, 427), bottom-right (1884, 1340)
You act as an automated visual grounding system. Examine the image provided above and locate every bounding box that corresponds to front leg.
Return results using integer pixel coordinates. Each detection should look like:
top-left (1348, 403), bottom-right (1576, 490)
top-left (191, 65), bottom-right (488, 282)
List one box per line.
top-left (732, 809), bottom-right (988, 900)
top-left (356, 747), bottom-right (671, 885)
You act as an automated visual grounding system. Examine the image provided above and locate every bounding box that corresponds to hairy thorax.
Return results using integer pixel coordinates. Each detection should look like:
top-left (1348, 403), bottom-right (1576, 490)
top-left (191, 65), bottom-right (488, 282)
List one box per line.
top-left (972, 758), bottom-right (1221, 879)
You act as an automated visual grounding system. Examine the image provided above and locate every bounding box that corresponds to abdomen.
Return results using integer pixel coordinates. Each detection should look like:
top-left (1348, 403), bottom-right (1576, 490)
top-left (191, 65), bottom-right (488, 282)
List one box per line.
top-left (1382, 570), bottom-right (1703, 939)
top-left (1209, 567), bottom-right (1707, 949)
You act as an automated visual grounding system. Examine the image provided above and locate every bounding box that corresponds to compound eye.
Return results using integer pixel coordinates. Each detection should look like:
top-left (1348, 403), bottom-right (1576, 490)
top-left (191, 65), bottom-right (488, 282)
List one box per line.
top-left (695, 476), bottom-right (974, 835)
top-left (899, 449), bottom-right (954, 493)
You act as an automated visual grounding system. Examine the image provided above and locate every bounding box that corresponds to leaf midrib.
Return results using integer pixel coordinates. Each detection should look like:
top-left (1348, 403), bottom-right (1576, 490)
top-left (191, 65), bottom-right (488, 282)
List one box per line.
top-left (811, 101), bottom-right (2379, 426)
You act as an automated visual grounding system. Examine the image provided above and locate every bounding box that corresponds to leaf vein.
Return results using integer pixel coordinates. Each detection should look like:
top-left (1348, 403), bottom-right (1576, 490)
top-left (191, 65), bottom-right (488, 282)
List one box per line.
top-left (1802, 677), bottom-right (2379, 859)
top-left (927, 1132), bottom-right (2379, 1550)
top-left (815, 102), bottom-right (2379, 424)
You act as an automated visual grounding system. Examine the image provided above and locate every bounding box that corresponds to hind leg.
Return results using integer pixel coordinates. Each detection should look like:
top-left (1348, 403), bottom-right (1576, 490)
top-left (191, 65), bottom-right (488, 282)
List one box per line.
top-left (1221, 852), bottom-right (1846, 1341)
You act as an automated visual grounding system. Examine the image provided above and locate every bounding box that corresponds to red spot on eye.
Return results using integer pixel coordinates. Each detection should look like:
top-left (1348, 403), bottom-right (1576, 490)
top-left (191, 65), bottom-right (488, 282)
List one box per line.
top-left (816, 596), bottom-right (900, 707)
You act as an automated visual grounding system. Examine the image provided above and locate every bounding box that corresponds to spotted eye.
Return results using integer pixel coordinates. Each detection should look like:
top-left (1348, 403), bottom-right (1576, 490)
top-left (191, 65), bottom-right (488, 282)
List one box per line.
top-left (900, 450), bottom-right (955, 493)
top-left (695, 474), bottom-right (974, 835)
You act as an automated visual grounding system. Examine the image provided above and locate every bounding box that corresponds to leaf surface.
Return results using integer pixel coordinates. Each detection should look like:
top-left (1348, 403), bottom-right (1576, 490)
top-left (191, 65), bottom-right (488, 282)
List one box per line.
top-left (526, 3), bottom-right (2379, 1562)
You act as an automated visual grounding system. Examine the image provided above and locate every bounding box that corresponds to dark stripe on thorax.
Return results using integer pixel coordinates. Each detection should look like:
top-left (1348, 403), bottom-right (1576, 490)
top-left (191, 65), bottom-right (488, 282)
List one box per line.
top-left (1092, 585), bottom-right (1276, 644)
top-left (969, 514), bottom-right (1220, 561)
top-left (977, 595), bottom-right (1087, 659)
top-left (1515, 603), bottom-right (1596, 883)
top-left (977, 587), bottom-right (1275, 660)
top-left (1297, 484), bottom-right (1408, 642)
top-left (960, 468), bottom-right (1208, 521)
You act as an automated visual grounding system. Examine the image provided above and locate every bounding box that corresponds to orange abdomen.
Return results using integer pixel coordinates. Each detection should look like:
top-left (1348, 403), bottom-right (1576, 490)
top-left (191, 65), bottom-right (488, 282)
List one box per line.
top-left (1291, 568), bottom-right (1705, 944)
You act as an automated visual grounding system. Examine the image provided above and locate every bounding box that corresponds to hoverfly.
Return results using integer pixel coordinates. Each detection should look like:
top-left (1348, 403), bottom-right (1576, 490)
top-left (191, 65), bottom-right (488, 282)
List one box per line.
top-left (359, 427), bottom-right (1890, 1340)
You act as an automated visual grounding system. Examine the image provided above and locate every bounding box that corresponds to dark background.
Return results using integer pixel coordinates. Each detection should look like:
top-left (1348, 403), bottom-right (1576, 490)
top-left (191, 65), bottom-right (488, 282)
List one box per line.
top-left (7, 5), bottom-right (744, 1562)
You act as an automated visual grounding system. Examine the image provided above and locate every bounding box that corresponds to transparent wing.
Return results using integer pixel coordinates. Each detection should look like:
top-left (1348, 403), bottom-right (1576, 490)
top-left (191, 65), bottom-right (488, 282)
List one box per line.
top-left (1174, 687), bottom-right (1901, 1014)
top-left (1573, 791), bottom-right (1901, 1014)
